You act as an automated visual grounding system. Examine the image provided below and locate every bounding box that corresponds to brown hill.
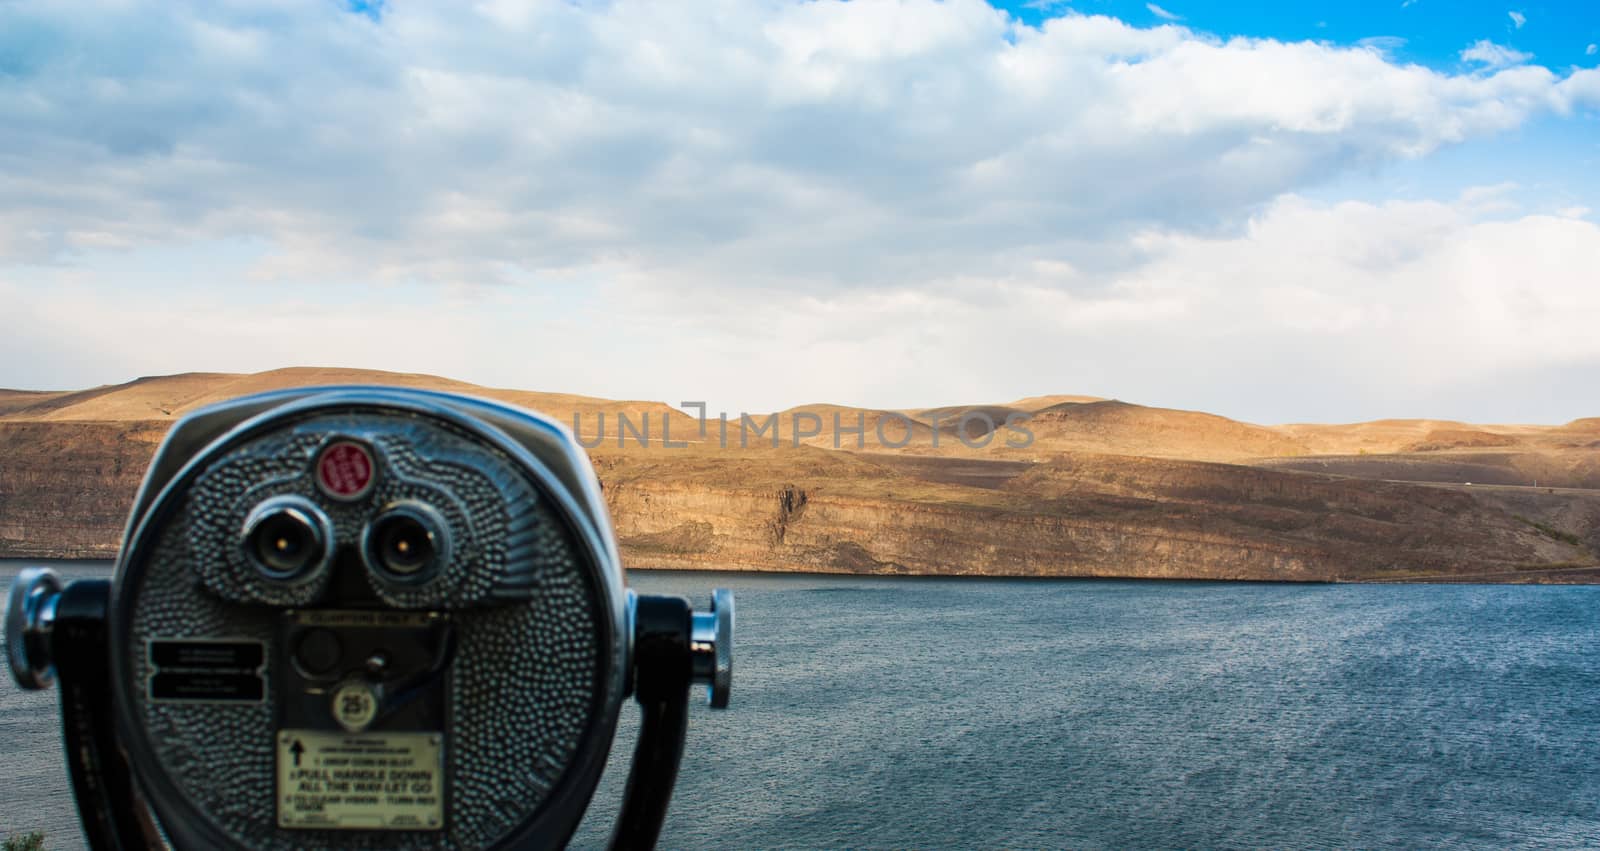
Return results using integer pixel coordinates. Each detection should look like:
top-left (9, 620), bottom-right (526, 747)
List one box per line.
top-left (767, 404), bottom-right (943, 451)
top-left (1, 369), bottom-right (1596, 582)
top-left (1403, 428), bottom-right (1521, 453)
top-left (1011, 400), bottom-right (1310, 462)
top-left (0, 367), bottom-right (699, 445)
top-left (760, 398), bottom-right (1314, 462)
top-left (909, 405), bottom-right (1031, 443)
top-left (0, 389), bottom-right (76, 417)
top-left (1005, 394), bottom-right (1106, 411)
top-left (1273, 418), bottom-right (1586, 455)
top-left (1258, 449), bottom-right (1600, 491)
top-left (1558, 418), bottom-right (1600, 435)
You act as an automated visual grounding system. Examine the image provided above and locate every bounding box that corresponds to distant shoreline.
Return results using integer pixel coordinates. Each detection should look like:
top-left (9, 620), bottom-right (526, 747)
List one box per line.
top-left (7, 558), bottom-right (1598, 586)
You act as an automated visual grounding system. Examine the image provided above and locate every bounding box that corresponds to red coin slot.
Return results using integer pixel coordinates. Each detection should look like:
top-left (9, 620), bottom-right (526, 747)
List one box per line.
top-left (316, 441), bottom-right (375, 499)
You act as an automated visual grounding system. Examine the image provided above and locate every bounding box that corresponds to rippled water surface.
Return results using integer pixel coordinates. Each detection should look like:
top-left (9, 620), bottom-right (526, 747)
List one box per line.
top-left (4, 562), bottom-right (1598, 849)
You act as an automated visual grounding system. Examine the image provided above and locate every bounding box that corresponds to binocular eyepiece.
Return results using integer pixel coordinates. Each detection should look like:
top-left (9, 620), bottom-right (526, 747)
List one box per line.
top-left (244, 496), bottom-right (333, 580)
top-left (5, 386), bottom-right (734, 850)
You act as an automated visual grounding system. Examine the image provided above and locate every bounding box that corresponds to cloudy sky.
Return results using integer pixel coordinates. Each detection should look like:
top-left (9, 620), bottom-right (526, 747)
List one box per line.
top-left (2, 0), bottom-right (1598, 423)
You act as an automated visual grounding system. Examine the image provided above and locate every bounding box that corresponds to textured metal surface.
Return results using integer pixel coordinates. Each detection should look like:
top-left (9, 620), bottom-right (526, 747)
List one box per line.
top-left (183, 412), bottom-right (567, 610)
top-left (117, 406), bottom-right (607, 849)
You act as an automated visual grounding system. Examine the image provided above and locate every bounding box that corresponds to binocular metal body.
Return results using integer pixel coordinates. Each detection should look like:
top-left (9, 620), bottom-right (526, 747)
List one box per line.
top-left (6, 386), bottom-right (732, 850)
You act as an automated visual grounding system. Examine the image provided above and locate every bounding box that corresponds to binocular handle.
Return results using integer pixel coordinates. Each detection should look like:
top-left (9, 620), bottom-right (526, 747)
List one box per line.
top-left (6, 569), bottom-right (153, 849)
top-left (613, 590), bottom-right (734, 850)
top-left (691, 588), bottom-right (735, 709)
top-left (6, 567), bottom-right (60, 690)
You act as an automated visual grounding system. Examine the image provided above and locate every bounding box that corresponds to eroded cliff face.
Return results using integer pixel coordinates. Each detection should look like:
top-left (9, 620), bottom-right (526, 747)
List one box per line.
top-left (1, 370), bottom-right (1596, 583)
top-left (0, 421), bottom-right (164, 557)
top-left (608, 481), bottom-right (1331, 579)
top-left (598, 450), bottom-right (1600, 582)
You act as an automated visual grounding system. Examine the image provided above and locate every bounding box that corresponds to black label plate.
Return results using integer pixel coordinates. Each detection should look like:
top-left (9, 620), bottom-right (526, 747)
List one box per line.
top-left (148, 639), bottom-right (266, 705)
top-left (150, 671), bottom-right (265, 702)
top-left (150, 640), bottom-right (265, 670)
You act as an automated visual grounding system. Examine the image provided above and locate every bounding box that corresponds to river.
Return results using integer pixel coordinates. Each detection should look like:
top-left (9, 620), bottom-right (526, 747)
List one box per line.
top-left (3, 562), bottom-right (1597, 848)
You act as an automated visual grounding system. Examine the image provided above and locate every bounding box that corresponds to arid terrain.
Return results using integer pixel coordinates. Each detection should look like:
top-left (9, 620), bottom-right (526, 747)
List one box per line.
top-left (1, 368), bottom-right (1596, 582)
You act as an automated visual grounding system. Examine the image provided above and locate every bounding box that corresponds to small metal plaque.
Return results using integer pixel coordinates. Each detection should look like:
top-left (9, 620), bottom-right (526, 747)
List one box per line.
top-left (150, 640), bottom-right (264, 670)
top-left (147, 638), bottom-right (265, 704)
top-left (277, 730), bottom-right (444, 831)
top-left (150, 671), bottom-right (264, 702)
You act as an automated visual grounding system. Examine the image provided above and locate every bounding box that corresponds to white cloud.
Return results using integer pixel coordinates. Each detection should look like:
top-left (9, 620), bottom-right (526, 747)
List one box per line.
top-left (6, 195), bottom-right (1600, 424)
top-left (1588, 43), bottom-right (1597, 56)
top-left (1508, 11), bottom-right (1526, 29)
top-left (1460, 39), bottom-right (1534, 68)
top-left (1457, 181), bottom-right (1521, 214)
top-left (2, 1), bottom-right (1600, 421)
top-left (1356, 35), bottom-right (1407, 54)
top-left (0, 0), bottom-right (1593, 293)
top-left (1146, 3), bottom-right (1182, 21)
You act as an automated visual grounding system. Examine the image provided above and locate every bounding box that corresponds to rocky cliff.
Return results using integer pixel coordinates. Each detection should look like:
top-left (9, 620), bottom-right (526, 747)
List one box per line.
top-left (597, 447), bottom-right (1600, 581)
top-left (0, 421), bottom-right (165, 557)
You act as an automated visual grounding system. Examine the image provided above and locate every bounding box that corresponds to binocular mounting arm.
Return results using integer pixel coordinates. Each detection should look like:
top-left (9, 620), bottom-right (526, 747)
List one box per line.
top-left (7, 568), bottom-right (735, 851)
top-left (613, 589), bottom-right (734, 850)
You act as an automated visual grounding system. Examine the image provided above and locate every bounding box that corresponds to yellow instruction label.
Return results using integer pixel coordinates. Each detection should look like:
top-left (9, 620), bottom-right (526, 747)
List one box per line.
top-left (276, 729), bottom-right (443, 830)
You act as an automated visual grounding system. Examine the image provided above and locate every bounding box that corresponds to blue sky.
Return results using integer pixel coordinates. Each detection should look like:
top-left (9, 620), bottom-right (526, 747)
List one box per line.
top-left (1, 0), bottom-right (1598, 423)
top-left (997, 0), bottom-right (1600, 67)
top-left (1003, 0), bottom-right (1600, 208)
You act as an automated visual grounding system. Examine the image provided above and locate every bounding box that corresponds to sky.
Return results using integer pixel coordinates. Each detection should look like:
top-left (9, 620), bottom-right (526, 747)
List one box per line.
top-left (1, 0), bottom-right (1598, 424)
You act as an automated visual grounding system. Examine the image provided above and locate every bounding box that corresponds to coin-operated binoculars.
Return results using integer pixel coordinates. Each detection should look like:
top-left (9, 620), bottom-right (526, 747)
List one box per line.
top-left (5, 387), bottom-right (733, 850)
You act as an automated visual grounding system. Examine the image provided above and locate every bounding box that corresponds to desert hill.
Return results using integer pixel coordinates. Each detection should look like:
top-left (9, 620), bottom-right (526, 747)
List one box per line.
top-left (0, 367), bottom-right (697, 442)
top-left (1003, 394), bottom-right (1107, 411)
top-left (1272, 417), bottom-right (1598, 455)
top-left (1010, 400), bottom-right (1308, 461)
top-left (1, 367), bottom-right (1595, 582)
